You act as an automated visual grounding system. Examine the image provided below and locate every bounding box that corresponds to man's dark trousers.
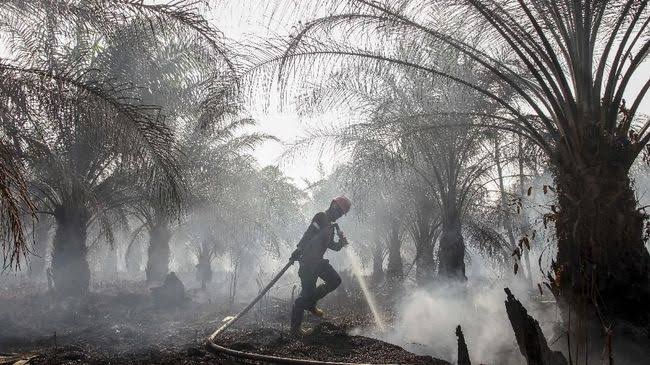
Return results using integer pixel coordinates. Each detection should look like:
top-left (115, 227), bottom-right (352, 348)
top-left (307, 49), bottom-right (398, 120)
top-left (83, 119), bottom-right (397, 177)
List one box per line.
top-left (291, 259), bottom-right (341, 330)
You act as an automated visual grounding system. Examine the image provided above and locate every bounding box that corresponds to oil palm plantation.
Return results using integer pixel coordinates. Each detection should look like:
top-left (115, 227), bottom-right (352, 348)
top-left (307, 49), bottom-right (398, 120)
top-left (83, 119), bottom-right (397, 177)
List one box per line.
top-left (260, 0), bottom-right (650, 327)
top-left (341, 162), bottom-right (410, 283)
top-left (133, 117), bottom-right (271, 283)
top-left (0, 0), bottom-right (234, 295)
top-left (290, 53), bottom-right (495, 282)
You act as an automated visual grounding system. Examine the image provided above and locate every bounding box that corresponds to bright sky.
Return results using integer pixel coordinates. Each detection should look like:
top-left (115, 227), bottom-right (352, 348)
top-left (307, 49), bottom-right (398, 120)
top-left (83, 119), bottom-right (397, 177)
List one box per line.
top-left (210, 1), bottom-right (340, 188)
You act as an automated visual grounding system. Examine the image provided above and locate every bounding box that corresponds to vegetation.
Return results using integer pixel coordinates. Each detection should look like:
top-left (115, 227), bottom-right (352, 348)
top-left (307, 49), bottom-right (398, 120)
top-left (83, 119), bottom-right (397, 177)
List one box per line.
top-left (253, 0), bottom-right (650, 347)
top-left (0, 1), bottom-right (648, 364)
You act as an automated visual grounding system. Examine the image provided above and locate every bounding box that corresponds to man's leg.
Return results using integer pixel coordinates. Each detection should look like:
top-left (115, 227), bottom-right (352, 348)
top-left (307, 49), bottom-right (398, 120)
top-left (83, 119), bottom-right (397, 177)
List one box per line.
top-left (291, 268), bottom-right (317, 332)
top-left (312, 260), bottom-right (342, 304)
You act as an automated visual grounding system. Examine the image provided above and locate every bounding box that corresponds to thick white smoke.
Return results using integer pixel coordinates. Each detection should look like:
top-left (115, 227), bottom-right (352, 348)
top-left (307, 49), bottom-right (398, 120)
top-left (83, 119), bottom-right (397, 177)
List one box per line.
top-left (356, 277), bottom-right (558, 364)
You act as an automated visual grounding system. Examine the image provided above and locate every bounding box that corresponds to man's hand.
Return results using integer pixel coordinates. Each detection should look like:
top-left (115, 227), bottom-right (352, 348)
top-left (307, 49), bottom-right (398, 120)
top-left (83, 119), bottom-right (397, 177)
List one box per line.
top-left (338, 231), bottom-right (349, 246)
top-left (290, 248), bottom-right (302, 262)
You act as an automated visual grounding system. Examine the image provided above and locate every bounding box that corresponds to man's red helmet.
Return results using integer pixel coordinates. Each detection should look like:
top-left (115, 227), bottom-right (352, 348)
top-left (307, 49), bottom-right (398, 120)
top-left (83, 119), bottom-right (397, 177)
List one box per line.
top-left (332, 196), bottom-right (352, 215)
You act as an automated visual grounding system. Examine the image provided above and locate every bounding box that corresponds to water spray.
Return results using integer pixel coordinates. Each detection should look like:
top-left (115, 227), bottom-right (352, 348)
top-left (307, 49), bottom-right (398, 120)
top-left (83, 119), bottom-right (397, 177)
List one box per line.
top-left (332, 224), bottom-right (386, 333)
top-left (345, 249), bottom-right (387, 332)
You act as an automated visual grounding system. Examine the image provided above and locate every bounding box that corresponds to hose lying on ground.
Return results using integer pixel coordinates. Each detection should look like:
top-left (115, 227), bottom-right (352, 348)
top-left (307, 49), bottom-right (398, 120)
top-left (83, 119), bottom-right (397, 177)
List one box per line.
top-left (205, 261), bottom-right (396, 365)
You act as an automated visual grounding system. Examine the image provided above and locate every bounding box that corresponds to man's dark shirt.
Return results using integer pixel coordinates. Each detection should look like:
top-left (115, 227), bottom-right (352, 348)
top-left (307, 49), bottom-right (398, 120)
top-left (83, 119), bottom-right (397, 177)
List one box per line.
top-left (296, 212), bottom-right (345, 266)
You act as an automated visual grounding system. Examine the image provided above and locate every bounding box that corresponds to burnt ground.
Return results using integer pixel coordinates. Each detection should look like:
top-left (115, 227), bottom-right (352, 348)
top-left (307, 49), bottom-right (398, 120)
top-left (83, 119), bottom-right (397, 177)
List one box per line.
top-left (217, 323), bottom-right (444, 364)
top-left (0, 278), bottom-right (449, 364)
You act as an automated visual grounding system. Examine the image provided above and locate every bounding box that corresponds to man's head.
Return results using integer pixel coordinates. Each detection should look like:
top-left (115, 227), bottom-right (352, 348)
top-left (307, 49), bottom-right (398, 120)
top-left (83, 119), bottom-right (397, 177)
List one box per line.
top-left (327, 196), bottom-right (352, 221)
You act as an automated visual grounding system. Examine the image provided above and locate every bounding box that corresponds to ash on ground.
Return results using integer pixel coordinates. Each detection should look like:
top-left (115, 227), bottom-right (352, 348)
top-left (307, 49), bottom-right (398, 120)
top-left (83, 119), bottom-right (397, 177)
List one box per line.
top-left (0, 278), bottom-right (448, 364)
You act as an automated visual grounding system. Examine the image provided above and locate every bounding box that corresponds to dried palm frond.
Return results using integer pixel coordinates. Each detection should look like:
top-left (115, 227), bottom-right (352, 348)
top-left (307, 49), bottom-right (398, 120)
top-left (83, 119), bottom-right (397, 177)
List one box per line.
top-left (255, 0), bottom-right (649, 160)
top-left (0, 0), bottom-right (242, 268)
top-left (0, 142), bottom-right (36, 269)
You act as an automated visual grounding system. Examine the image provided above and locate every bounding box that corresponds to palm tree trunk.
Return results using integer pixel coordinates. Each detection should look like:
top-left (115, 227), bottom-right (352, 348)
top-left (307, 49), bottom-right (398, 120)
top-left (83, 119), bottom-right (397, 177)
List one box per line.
top-left (552, 143), bottom-right (650, 325)
top-left (30, 217), bottom-right (51, 281)
top-left (415, 236), bottom-right (435, 285)
top-left (145, 222), bottom-right (171, 283)
top-left (412, 196), bottom-right (438, 285)
top-left (386, 219), bottom-right (403, 280)
top-left (196, 240), bottom-right (213, 289)
top-left (372, 242), bottom-right (385, 283)
top-left (517, 137), bottom-right (534, 287)
top-left (125, 240), bottom-right (142, 274)
top-left (196, 257), bottom-right (211, 290)
top-left (103, 246), bottom-right (117, 275)
top-left (495, 138), bottom-right (531, 285)
top-left (51, 200), bottom-right (91, 296)
top-left (438, 208), bottom-right (466, 281)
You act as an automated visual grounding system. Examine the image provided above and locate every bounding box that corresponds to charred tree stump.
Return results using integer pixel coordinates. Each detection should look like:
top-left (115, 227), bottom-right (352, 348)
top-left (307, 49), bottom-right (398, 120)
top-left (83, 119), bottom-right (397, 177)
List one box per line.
top-left (504, 288), bottom-right (567, 365)
top-left (456, 325), bottom-right (471, 365)
top-left (151, 272), bottom-right (186, 307)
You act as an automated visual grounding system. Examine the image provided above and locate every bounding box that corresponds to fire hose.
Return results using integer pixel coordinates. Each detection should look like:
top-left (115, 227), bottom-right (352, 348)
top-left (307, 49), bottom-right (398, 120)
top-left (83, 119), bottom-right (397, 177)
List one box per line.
top-left (206, 225), bottom-right (399, 364)
top-left (205, 259), bottom-right (398, 364)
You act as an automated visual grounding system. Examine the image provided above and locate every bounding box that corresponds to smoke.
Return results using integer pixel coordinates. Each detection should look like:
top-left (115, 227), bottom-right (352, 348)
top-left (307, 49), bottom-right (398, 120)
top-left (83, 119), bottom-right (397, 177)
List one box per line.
top-left (358, 277), bottom-right (557, 364)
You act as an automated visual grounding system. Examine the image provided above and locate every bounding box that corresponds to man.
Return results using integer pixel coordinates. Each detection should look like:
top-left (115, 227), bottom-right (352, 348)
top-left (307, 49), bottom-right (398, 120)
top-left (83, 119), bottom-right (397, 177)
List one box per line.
top-left (289, 196), bottom-right (352, 335)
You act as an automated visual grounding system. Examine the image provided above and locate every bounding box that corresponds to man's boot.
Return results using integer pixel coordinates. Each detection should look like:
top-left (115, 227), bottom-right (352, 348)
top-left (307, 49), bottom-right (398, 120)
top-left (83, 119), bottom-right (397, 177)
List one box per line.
top-left (309, 307), bottom-right (325, 318)
top-left (290, 303), bottom-right (305, 336)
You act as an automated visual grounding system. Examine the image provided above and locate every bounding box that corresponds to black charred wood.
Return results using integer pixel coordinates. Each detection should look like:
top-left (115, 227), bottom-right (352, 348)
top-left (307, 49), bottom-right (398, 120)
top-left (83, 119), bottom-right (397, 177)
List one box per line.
top-left (151, 272), bottom-right (186, 307)
top-left (456, 325), bottom-right (471, 365)
top-left (504, 288), bottom-right (567, 365)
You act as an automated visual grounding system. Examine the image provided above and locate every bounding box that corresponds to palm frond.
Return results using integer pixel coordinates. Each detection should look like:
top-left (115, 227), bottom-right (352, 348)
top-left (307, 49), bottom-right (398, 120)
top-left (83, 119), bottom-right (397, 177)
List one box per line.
top-left (0, 142), bottom-right (36, 269)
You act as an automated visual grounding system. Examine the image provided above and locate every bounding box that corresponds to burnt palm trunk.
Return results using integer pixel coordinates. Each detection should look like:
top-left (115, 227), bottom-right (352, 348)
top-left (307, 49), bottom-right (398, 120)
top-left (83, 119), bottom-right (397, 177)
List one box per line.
top-left (437, 208), bottom-right (466, 281)
top-left (415, 235), bottom-right (435, 285)
top-left (145, 222), bottom-right (171, 283)
top-left (103, 246), bottom-right (117, 275)
top-left (196, 240), bottom-right (213, 289)
top-left (495, 138), bottom-right (530, 285)
top-left (518, 136), bottom-right (534, 287)
top-left (372, 240), bottom-right (385, 283)
top-left (125, 240), bottom-right (142, 274)
top-left (552, 137), bottom-right (650, 325)
top-left (51, 200), bottom-right (91, 296)
top-left (386, 219), bottom-right (403, 280)
top-left (30, 217), bottom-right (51, 280)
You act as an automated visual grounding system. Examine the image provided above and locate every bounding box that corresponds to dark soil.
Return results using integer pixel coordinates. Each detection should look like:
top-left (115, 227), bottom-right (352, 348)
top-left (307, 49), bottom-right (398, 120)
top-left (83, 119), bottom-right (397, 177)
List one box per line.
top-left (0, 279), bottom-right (449, 364)
top-left (217, 323), bottom-right (446, 364)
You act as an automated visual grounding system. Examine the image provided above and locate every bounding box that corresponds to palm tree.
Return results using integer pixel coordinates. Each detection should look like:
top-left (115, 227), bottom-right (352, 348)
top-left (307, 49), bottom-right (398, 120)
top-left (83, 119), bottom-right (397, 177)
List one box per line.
top-left (3, 55), bottom-right (182, 295)
top-left (289, 51), bottom-right (495, 281)
top-left (134, 118), bottom-right (271, 283)
top-left (201, 164), bottom-right (304, 298)
top-left (0, 0), bottom-right (234, 294)
top-left (260, 0), bottom-right (650, 326)
top-left (407, 184), bottom-right (441, 284)
top-left (341, 162), bottom-right (410, 282)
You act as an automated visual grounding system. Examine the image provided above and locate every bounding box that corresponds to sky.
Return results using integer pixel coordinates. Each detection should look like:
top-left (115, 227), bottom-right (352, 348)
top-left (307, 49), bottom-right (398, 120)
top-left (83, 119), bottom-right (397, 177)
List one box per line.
top-left (210, 1), bottom-right (340, 188)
